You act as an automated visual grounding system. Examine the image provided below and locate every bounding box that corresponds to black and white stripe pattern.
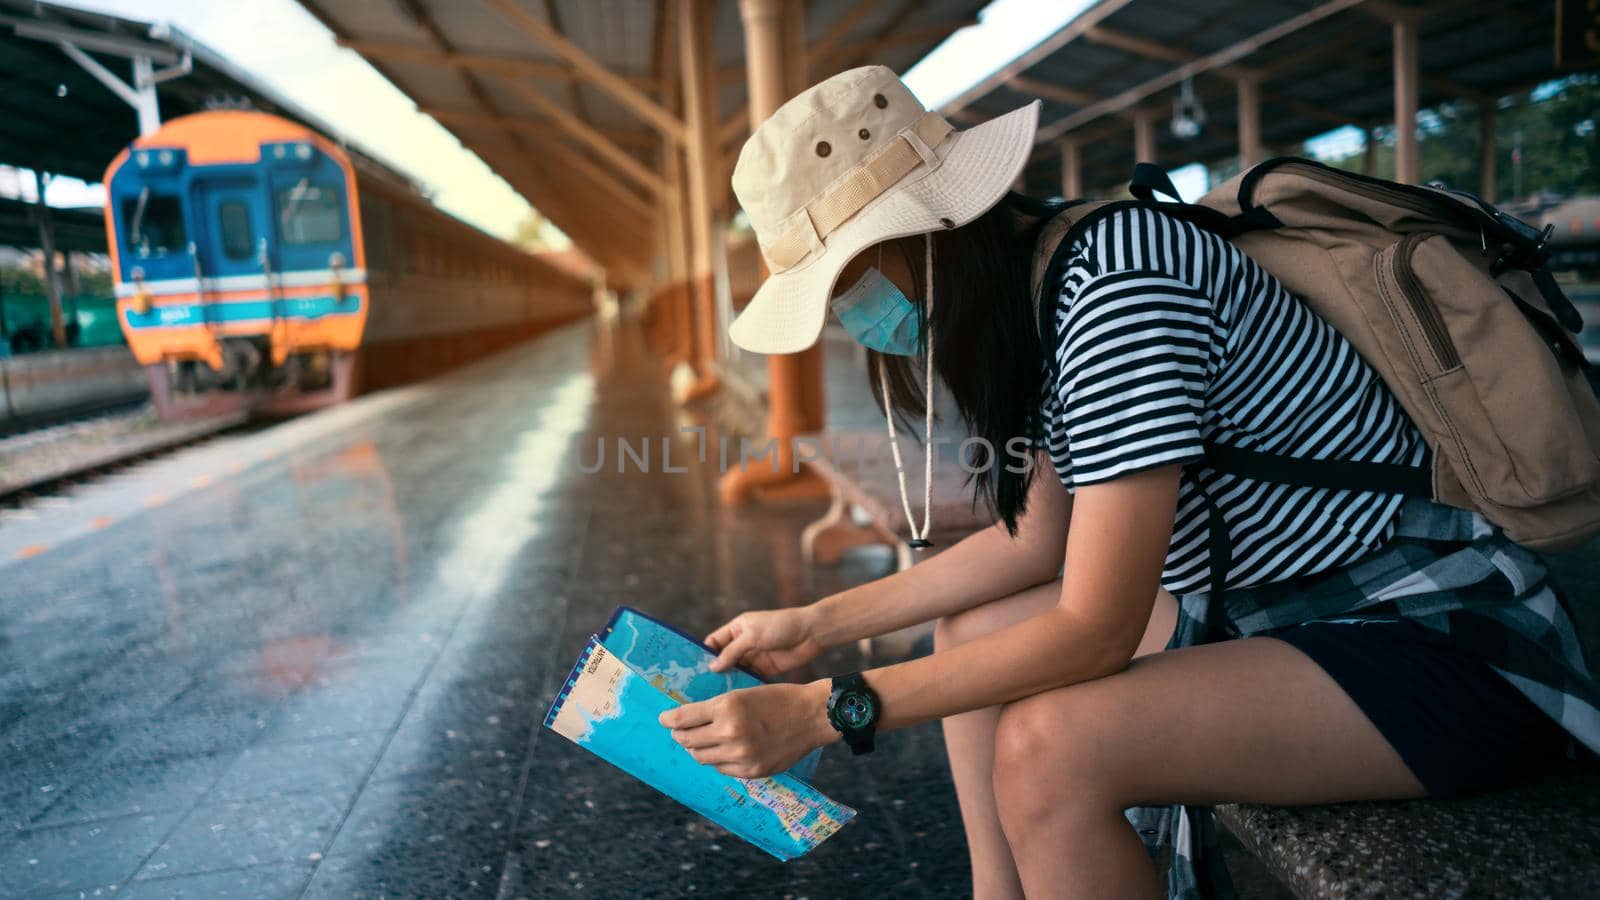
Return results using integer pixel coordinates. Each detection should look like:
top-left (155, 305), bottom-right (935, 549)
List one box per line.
top-left (1040, 207), bottom-right (1429, 595)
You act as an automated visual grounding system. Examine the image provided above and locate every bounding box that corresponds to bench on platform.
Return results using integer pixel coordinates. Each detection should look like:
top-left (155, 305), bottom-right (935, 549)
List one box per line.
top-left (800, 430), bottom-right (994, 663)
top-left (800, 429), bottom-right (995, 572)
top-left (1215, 546), bottom-right (1600, 897)
top-left (1217, 769), bottom-right (1600, 897)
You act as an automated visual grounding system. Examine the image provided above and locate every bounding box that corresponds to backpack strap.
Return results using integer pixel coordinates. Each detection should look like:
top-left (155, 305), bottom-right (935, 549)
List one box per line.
top-left (1129, 162), bottom-right (1184, 203)
top-left (1031, 165), bottom-right (1441, 499)
top-left (1201, 442), bottom-right (1434, 497)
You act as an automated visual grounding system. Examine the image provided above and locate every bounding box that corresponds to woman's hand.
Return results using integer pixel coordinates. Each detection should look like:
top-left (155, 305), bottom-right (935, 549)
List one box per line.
top-left (704, 606), bottom-right (825, 677)
top-left (659, 680), bottom-right (835, 779)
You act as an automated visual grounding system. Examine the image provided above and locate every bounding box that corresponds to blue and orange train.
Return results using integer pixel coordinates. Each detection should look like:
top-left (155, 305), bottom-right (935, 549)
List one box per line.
top-left (104, 109), bottom-right (594, 420)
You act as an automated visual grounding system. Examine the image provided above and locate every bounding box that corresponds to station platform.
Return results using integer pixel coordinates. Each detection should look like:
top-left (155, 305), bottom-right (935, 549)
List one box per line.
top-left (0, 319), bottom-right (967, 898)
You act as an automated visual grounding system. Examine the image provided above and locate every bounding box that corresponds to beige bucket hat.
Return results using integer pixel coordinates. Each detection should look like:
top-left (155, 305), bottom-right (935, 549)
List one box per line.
top-left (728, 65), bottom-right (1041, 355)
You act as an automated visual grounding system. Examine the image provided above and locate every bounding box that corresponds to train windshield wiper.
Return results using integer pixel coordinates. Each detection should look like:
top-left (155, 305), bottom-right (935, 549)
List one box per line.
top-left (129, 187), bottom-right (150, 252)
top-left (280, 177), bottom-right (310, 239)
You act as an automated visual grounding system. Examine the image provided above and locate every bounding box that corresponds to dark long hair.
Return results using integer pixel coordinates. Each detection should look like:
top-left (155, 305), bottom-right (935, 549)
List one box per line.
top-left (867, 191), bottom-right (1069, 535)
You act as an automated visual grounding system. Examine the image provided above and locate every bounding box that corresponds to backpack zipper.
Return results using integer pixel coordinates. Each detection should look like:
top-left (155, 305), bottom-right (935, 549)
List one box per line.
top-left (1394, 232), bottom-right (1461, 370)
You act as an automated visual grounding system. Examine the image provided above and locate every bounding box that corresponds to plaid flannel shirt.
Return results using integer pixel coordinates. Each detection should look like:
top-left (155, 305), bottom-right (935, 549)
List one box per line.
top-left (1140, 496), bottom-right (1600, 899)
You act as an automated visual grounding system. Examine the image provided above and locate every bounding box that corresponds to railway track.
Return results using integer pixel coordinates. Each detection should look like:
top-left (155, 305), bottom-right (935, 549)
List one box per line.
top-left (0, 395), bottom-right (150, 440)
top-left (0, 407), bottom-right (249, 503)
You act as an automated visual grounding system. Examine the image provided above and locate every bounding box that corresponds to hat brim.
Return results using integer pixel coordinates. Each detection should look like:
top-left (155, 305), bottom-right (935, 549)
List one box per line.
top-left (728, 99), bottom-right (1042, 356)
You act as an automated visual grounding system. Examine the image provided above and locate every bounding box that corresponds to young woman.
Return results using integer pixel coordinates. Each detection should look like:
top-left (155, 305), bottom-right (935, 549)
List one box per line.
top-left (657, 66), bottom-right (1596, 899)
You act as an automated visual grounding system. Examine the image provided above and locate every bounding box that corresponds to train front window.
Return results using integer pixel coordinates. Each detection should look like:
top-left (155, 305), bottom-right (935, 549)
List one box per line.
top-left (122, 189), bottom-right (186, 257)
top-left (276, 179), bottom-right (344, 245)
top-left (219, 201), bottom-right (255, 260)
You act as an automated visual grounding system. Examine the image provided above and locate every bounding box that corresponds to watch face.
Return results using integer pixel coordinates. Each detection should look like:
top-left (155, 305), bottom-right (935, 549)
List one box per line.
top-left (837, 690), bottom-right (876, 728)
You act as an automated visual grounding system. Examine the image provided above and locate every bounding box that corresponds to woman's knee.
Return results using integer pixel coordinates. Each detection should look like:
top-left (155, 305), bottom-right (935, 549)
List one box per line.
top-left (991, 692), bottom-right (1123, 826)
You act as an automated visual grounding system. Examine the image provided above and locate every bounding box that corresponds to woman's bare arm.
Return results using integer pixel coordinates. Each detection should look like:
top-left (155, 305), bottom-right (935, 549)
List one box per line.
top-left (836, 464), bottom-right (1179, 736)
top-left (805, 452), bottom-right (1072, 649)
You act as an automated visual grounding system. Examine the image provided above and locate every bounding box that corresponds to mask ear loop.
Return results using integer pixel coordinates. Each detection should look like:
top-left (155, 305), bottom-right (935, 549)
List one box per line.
top-left (877, 233), bottom-right (935, 550)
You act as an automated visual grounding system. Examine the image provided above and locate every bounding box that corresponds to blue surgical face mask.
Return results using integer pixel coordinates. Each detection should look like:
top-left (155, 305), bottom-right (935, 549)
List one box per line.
top-left (829, 264), bottom-right (921, 357)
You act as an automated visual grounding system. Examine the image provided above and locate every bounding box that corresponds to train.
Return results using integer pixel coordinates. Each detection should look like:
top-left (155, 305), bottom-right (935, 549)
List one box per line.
top-left (102, 109), bottom-right (594, 420)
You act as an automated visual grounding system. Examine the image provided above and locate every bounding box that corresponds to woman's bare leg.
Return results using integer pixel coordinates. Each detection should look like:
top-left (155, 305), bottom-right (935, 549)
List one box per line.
top-left (990, 636), bottom-right (1428, 900)
top-left (934, 582), bottom-right (1178, 900)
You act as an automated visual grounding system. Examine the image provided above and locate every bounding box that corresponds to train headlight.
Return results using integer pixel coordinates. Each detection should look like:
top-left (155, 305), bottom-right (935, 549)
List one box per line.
top-left (130, 267), bottom-right (151, 315)
top-left (132, 148), bottom-right (185, 173)
top-left (329, 252), bottom-right (346, 304)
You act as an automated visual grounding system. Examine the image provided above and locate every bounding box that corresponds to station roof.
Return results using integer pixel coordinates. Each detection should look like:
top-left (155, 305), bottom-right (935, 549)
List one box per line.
top-left (0, 0), bottom-right (407, 189)
top-left (0, 196), bottom-right (104, 253)
top-left (300, 0), bottom-right (988, 289)
top-left (944, 0), bottom-right (1585, 197)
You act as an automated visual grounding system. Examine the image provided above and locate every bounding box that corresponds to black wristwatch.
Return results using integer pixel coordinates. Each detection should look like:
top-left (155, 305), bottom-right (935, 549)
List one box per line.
top-left (826, 672), bottom-right (880, 755)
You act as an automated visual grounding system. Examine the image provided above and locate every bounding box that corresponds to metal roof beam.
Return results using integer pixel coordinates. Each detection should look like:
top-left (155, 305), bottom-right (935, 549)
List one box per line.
top-left (815, 16), bottom-right (978, 73)
top-left (809, 0), bottom-right (884, 69)
top-left (1006, 75), bottom-right (1101, 108)
top-left (712, 13), bottom-right (978, 84)
top-left (820, 0), bottom-right (929, 75)
top-left (422, 106), bottom-right (662, 192)
top-left (1074, 26), bottom-right (1354, 127)
top-left (1036, 0), bottom-right (1370, 144)
top-left (540, 0), bottom-right (593, 141)
top-left (496, 78), bottom-right (664, 196)
top-left (393, 0), bottom-right (553, 238)
top-left (483, 0), bottom-right (686, 144)
top-left (942, 0), bottom-right (1137, 115)
top-left (468, 132), bottom-right (654, 226)
top-left (333, 38), bottom-right (657, 89)
top-left (0, 13), bottom-right (180, 65)
top-left (485, 147), bottom-right (650, 263)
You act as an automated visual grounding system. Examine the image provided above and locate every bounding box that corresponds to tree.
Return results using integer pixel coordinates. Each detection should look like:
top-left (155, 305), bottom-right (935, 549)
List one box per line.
top-left (1210, 75), bottom-right (1600, 202)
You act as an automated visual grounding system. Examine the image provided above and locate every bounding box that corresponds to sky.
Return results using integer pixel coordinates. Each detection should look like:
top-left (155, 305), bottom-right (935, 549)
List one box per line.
top-left (26, 0), bottom-right (1246, 233)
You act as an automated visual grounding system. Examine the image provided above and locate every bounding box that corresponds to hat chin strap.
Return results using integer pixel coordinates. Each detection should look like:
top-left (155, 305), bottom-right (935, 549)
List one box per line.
top-left (879, 232), bottom-right (935, 550)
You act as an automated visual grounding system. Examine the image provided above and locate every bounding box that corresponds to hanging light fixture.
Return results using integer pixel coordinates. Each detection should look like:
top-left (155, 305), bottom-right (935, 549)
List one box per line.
top-left (1171, 77), bottom-right (1207, 140)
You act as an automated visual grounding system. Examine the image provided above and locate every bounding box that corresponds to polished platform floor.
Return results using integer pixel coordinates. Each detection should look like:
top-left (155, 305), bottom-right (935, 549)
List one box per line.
top-left (0, 320), bottom-right (966, 898)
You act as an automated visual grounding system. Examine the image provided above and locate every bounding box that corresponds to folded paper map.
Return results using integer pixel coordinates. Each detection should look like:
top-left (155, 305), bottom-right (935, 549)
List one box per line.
top-left (543, 607), bottom-right (856, 860)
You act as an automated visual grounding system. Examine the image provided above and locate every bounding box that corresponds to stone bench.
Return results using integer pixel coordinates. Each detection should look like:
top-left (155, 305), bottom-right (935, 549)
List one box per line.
top-left (799, 429), bottom-right (995, 572)
top-left (1217, 769), bottom-right (1600, 897)
top-left (1215, 545), bottom-right (1600, 897)
top-left (800, 429), bottom-right (995, 663)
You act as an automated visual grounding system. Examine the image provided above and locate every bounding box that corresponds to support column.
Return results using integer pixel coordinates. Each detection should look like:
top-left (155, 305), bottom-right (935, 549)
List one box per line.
top-left (62, 249), bottom-right (79, 297)
top-left (31, 170), bottom-right (65, 349)
top-left (661, 165), bottom-right (692, 370)
top-left (674, 154), bottom-right (698, 369)
top-left (1059, 139), bottom-right (1082, 199)
top-left (722, 0), bottom-right (828, 504)
top-left (1133, 111), bottom-right (1157, 165)
top-left (781, 0), bottom-right (808, 97)
top-left (781, 0), bottom-right (826, 439)
top-left (1392, 19), bottom-right (1419, 184)
top-left (131, 56), bottom-right (162, 136)
top-left (1479, 101), bottom-right (1497, 203)
top-left (1236, 76), bottom-right (1262, 169)
top-left (677, 0), bottom-right (721, 400)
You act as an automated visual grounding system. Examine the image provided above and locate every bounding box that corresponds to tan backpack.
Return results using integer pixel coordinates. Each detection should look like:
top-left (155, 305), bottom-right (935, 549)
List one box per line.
top-left (1030, 158), bottom-right (1600, 553)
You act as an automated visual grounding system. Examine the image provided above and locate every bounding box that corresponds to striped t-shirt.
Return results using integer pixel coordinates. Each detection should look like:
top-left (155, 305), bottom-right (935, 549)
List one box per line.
top-left (1039, 206), bottom-right (1429, 595)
